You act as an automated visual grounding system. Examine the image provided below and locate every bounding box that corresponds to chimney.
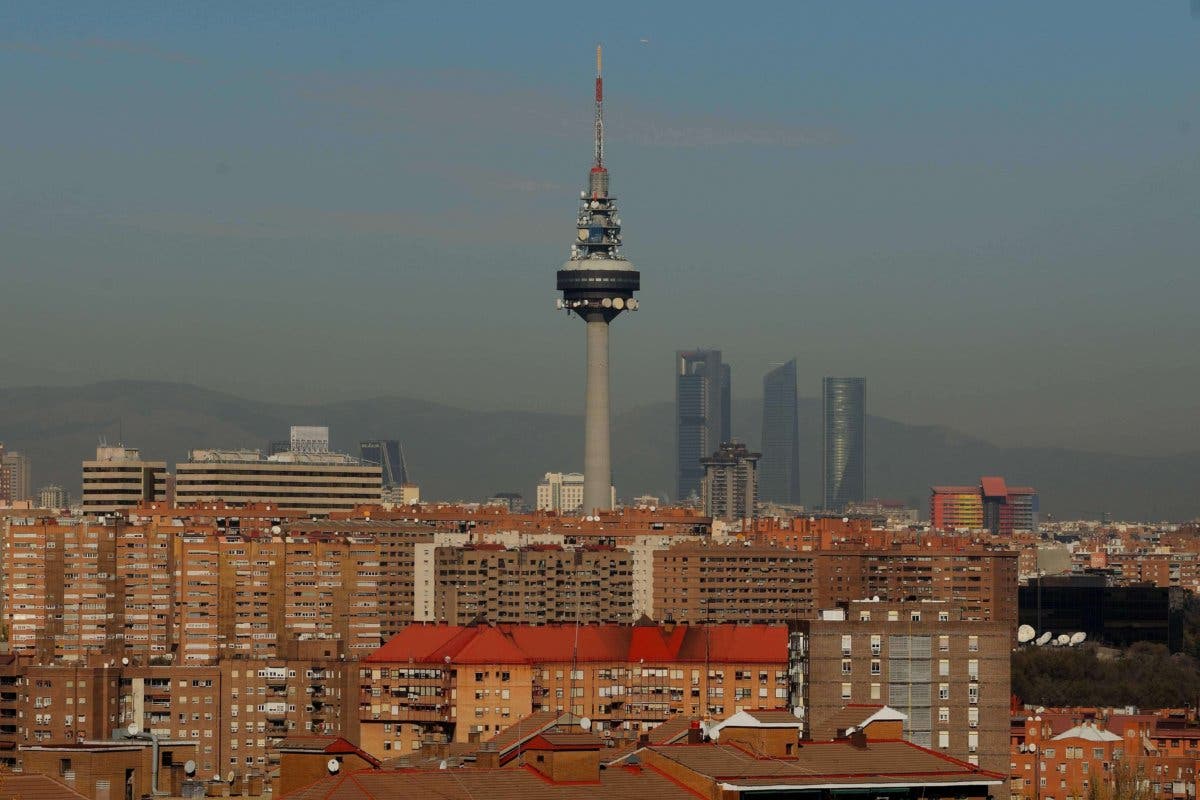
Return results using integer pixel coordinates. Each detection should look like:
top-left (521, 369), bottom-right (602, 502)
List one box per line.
top-left (849, 728), bottom-right (869, 749)
top-left (687, 721), bottom-right (702, 744)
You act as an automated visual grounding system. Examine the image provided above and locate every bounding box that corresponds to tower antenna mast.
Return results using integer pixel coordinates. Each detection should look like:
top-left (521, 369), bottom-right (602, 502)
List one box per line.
top-left (594, 44), bottom-right (604, 169)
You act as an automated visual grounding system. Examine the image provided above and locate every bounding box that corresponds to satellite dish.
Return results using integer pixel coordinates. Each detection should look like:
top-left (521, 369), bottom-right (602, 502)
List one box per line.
top-left (226, 772), bottom-right (234, 784)
top-left (127, 722), bottom-right (140, 736)
top-left (1035, 632), bottom-right (1052, 646)
top-left (184, 761), bottom-right (197, 776)
top-left (327, 759), bottom-right (340, 774)
top-left (1017, 625), bottom-right (1036, 643)
top-left (212, 775), bottom-right (222, 783)
top-left (122, 657), bottom-right (130, 666)
top-left (438, 759), bottom-right (448, 770)
top-left (709, 727), bottom-right (720, 741)
top-left (270, 525), bottom-right (282, 535)
top-left (1070, 632), bottom-right (1087, 645)
top-left (1028, 743), bottom-right (1038, 753)
top-left (1056, 634), bottom-right (1070, 646)
top-left (613, 298), bottom-right (625, 310)
top-left (580, 717), bottom-right (592, 731)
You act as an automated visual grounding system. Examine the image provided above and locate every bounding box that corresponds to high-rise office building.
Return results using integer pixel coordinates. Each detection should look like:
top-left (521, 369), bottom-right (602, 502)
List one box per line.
top-left (821, 377), bottom-right (865, 511)
top-left (554, 47), bottom-right (641, 513)
top-left (700, 441), bottom-right (760, 524)
top-left (720, 362), bottom-right (732, 443)
top-left (175, 449), bottom-right (382, 513)
top-left (360, 439), bottom-right (408, 487)
top-left (36, 484), bottom-right (68, 510)
top-left (759, 360), bottom-right (800, 504)
top-left (0, 445), bottom-right (30, 505)
top-left (535, 471), bottom-right (614, 514)
top-left (676, 349), bottom-right (724, 501)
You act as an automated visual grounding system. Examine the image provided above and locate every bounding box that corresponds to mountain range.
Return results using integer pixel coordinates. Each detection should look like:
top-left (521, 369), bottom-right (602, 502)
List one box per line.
top-left (0, 380), bottom-right (1195, 521)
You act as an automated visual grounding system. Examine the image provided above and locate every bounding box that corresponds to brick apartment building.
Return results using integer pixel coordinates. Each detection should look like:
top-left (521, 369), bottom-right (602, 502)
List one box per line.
top-left (357, 622), bottom-right (790, 757)
top-left (653, 541), bottom-right (1018, 627)
top-left (424, 544), bottom-right (635, 624)
top-left (791, 600), bottom-right (1011, 774)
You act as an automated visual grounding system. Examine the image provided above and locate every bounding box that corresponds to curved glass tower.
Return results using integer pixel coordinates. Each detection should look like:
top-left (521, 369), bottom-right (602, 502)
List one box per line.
top-left (821, 377), bottom-right (865, 511)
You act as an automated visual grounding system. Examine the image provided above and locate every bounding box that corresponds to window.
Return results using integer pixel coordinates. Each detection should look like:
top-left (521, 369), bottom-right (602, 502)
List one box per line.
top-left (910, 611), bottom-right (921, 622)
top-left (939, 635), bottom-right (950, 652)
top-left (939, 707), bottom-right (949, 723)
top-left (939, 683), bottom-right (949, 700)
top-left (968, 635), bottom-right (979, 652)
top-left (870, 683), bottom-right (881, 701)
top-left (968, 659), bottom-right (979, 680)
top-left (939, 659), bottom-right (950, 677)
top-left (870, 660), bottom-right (880, 675)
top-left (938, 730), bottom-right (949, 748)
top-left (840, 683), bottom-right (852, 700)
top-left (870, 635), bottom-right (881, 655)
top-left (841, 635), bottom-right (852, 656)
top-left (938, 611), bottom-right (950, 622)
top-left (841, 659), bottom-right (852, 676)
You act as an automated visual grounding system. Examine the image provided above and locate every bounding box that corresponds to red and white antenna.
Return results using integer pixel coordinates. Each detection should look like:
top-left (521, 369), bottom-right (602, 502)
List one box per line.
top-left (593, 44), bottom-right (604, 170)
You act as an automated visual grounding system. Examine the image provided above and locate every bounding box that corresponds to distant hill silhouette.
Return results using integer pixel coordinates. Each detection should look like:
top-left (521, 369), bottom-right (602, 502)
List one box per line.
top-left (0, 380), bottom-right (1195, 521)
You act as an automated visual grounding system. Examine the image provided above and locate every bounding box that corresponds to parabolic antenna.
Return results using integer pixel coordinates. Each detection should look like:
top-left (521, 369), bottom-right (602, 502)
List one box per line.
top-left (1070, 632), bottom-right (1087, 645)
top-left (1017, 625), bottom-right (1035, 643)
top-left (184, 761), bottom-right (197, 776)
top-left (1056, 634), bottom-right (1071, 646)
top-left (327, 759), bottom-right (340, 774)
top-left (1035, 632), bottom-right (1053, 646)
top-left (580, 717), bottom-right (592, 731)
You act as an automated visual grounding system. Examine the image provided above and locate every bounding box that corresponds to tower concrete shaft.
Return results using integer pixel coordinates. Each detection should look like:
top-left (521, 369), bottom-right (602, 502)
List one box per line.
top-left (583, 314), bottom-right (611, 512)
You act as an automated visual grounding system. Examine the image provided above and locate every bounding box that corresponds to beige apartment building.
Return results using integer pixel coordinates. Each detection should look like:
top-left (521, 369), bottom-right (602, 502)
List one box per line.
top-left (81, 445), bottom-right (167, 514)
top-left (175, 449), bottom-right (381, 513)
top-left (791, 600), bottom-right (1011, 774)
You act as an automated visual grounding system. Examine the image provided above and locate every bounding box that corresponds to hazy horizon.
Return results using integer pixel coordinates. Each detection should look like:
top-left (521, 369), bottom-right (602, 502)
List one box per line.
top-left (3, 3), bottom-right (1198, 459)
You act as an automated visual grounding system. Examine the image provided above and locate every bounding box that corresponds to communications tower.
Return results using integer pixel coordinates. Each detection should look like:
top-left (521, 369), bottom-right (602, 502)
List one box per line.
top-left (555, 45), bottom-right (640, 513)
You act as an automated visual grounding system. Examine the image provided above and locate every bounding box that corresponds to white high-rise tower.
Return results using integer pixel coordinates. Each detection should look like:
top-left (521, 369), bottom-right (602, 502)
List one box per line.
top-left (555, 46), bottom-right (640, 512)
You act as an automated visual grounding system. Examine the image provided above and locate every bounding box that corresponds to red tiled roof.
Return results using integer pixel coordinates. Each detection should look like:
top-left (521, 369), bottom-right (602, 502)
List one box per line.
top-left (366, 623), bottom-right (788, 666)
top-left (980, 477), bottom-right (1008, 498)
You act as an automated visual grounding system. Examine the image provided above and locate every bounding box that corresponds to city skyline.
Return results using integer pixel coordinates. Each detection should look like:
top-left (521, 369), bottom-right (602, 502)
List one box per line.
top-left (2, 4), bottom-right (1198, 459)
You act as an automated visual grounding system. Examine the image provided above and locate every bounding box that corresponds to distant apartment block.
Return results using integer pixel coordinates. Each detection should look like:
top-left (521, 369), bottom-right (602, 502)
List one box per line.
top-left (0, 445), bottom-right (30, 505)
top-left (81, 445), bottom-right (167, 514)
top-left (422, 545), bottom-right (635, 624)
top-left (536, 472), bottom-right (614, 515)
top-left (931, 477), bottom-right (1038, 534)
top-left (175, 449), bottom-right (382, 512)
top-left (700, 441), bottom-right (760, 524)
top-left (35, 484), bottom-right (67, 510)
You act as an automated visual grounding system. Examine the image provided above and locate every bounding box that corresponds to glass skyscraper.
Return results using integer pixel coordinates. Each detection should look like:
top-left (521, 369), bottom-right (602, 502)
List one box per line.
top-left (360, 439), bottom-right (408, 488)
top-left (759, 360), bottom-right (800, 504)
top-left (821, 377), bottom-right (865, 511)
top-left (676, 350), bottom-right (725, 502)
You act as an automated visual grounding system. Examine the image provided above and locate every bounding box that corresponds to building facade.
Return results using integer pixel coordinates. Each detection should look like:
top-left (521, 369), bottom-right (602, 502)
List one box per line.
top-left (676, 350), bottom-right (725, 502)
top-left (821, 377), bottom-right (865, 511)
top-left (175, 450), bottom-right (382, 513)
top-left (931, 477), bottom-right (1039, 534)
top-left (0, 447), bottom-right (31, 505)
top-left (792, 600), bottom-right (1011, 774)
top-left (359, 440), bottom-right (407, 488)
top-left (81, 446), bottom-right (167, 515)
top-left (700, 442), bottom-right (760, 524)
top-left (759, 360), bottom-right (800, 505)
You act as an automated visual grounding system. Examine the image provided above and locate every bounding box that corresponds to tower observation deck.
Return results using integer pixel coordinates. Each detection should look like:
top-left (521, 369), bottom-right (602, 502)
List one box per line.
top-left (555, 46), bottom-right (640, 513)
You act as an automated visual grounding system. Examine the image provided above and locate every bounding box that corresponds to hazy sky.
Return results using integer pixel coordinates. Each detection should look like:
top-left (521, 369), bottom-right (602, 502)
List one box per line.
top-left (2, 2), bottom-right (1198, 457)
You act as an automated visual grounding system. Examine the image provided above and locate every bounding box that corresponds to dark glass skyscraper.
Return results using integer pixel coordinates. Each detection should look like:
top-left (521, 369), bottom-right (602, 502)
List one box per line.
top-left (360, 440), bottom-right (408, 488)
top-left (760, 360), bottom-right (800, 504)
top-left (676, 349), bottom-right (725, 502)
top-left (821, 377), bottom-right (865, 511)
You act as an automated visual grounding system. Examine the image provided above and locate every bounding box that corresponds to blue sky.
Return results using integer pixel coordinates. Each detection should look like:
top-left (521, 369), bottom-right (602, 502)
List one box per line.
top-left (1, 2), bottom-right (1198, 455)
